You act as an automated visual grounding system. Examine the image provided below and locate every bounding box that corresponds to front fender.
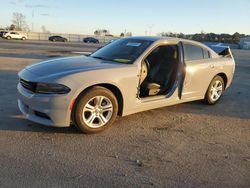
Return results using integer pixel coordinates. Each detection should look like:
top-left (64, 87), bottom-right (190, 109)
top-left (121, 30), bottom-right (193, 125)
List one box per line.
top-left (67, 66), bottom-right (139, 116)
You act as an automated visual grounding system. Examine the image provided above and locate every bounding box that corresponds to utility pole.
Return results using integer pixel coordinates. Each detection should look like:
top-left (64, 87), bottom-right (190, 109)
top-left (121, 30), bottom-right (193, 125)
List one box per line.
top-left (147, 24), bottom-right (154, 36)
top-left (32, 9), bottom-right (34, 31)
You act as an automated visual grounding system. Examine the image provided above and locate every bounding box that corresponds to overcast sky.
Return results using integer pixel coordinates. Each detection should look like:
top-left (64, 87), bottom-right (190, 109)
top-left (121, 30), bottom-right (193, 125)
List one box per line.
top-left (1, 0), bottom-right (250, 35)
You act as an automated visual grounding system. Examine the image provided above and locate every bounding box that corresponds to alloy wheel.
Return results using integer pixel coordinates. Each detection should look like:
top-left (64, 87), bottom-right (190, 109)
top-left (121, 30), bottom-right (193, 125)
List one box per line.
top-left (82, 96), bottom-right (113, 128)
top-left (210, 80), bottom-right (223, 102)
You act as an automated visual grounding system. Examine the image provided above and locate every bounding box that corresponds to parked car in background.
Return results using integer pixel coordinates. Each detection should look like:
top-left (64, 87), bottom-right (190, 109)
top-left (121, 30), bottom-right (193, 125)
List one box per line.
top-left (0, 31), bottom-right (8, 38)
top-left (17, 37), bottom-right (235, 134)
top-left (49, 36), bottom-right (67, 42)
top-left (3, 31), bottom-right (28, 40)
top-left (83, 37), bottom-right (99, 44)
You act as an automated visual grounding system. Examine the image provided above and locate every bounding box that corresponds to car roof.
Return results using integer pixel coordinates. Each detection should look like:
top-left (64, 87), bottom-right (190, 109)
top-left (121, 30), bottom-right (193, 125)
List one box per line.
top-left (127, 36), bottom-right (200, 44)
top-left (127, 36), bottom-right (218, 57)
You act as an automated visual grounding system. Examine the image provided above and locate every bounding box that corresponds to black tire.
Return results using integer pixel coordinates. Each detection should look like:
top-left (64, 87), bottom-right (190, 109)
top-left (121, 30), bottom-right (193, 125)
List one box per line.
top-left (204, 75), bottom-right (225, 105)
top-left (73, 86), bottom-right (118, 134)
top-left (21, 37), bottom-right (26, 40)
top-left (6, 36), bottom-right (11, 40)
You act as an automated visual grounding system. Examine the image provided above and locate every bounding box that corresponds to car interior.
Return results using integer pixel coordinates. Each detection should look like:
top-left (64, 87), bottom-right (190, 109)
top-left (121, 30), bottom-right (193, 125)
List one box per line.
top-left (139, 44), bottom-right (180, 98)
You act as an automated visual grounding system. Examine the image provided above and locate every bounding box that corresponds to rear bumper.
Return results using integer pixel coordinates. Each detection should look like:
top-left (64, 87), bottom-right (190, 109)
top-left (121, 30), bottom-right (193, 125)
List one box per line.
top-left (226, 60), bottom-right (235, 89)
top-left (17, 83), bottom-right (71, 127)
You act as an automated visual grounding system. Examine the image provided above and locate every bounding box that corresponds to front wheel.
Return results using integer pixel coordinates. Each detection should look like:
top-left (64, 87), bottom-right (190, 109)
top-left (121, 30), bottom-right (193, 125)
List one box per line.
top-left (21, 37), bottom-right (26, 40)
top-left (6, 36), bottom-right (11, 40)
top-left (73, 86), bottom-right (118, 133)
top-left (204, 75), bottom-right (225, 105)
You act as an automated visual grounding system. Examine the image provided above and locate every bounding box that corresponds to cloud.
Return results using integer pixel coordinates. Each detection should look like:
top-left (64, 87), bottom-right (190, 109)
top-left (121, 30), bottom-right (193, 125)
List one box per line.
top-left (25, 4), bottom-right (50, 8)
top-left (40, 13), bottom-right (50, 16)
top-left (9, 1), bottom-right (49, 9)
top-left (9, 1), bottom-right (52, 9)
top-left (9, 0), bottom-right (25, 5)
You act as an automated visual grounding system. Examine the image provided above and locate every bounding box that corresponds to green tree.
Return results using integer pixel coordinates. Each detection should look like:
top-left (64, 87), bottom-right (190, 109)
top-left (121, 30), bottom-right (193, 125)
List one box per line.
top-left (120, 32), bottom-right (125, 37)
top-left (94, 30), bottom-right (101, 36)
top-left (232, 32), bottom-right (241, 43)
top-left (9, 24), bottom-right (16, 30)
top-left (102, 29), bottom-right (109, 36)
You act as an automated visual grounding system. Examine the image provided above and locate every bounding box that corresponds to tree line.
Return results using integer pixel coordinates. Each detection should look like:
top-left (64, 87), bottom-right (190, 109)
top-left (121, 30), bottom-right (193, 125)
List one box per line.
top-left (159, 32), bottom-right (248, 44)
top-left (93, 29), bottom-right (132, 37)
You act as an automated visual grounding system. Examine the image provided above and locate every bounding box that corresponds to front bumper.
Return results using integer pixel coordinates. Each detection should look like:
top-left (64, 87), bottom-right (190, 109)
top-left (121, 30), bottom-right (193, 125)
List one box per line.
top-left (17, 83), bottom-right (72, 127)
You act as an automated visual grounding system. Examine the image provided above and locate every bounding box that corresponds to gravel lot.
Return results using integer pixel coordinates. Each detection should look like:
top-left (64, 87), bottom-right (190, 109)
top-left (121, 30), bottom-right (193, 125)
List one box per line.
top-left (0, 39), bottom-right (249, 187)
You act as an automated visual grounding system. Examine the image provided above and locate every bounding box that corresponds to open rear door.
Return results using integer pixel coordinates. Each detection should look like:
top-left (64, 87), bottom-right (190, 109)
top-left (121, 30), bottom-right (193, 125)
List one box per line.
top-left (177, 42), bottom-right (186, 99)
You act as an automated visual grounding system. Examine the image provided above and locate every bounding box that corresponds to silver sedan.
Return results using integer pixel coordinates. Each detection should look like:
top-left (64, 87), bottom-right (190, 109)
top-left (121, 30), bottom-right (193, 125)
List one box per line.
top-left (17, 37), bottom-right (235, 133)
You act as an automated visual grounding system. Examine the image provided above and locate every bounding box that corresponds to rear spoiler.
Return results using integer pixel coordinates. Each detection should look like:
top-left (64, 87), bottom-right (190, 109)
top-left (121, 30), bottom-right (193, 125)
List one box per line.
top-left (205, 44), bottom-right (233, 58)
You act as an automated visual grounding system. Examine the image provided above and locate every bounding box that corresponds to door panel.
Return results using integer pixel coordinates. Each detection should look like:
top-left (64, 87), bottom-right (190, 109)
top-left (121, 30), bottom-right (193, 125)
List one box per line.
top-left (182, 59), bottom-right (215, 99)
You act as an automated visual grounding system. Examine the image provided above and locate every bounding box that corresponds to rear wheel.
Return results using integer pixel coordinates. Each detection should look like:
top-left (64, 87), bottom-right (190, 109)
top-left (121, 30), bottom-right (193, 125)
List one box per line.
top-left (6, 36), bottom-right (11, 40)
top-left (204, 75), bottom-right (224, 105)
top-left (21, 37), bottom-right (26, 40)
top-left (73, 86), bottom-right (118, 133)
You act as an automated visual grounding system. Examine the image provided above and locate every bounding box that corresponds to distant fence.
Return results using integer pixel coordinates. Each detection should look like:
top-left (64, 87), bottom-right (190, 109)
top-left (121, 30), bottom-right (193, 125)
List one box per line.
top-left (27, 32), bottom-right (116, 43)
top-left (0, 30), bottom-right (116, 43)
top-left (2, 30), bottom-right (249, 50)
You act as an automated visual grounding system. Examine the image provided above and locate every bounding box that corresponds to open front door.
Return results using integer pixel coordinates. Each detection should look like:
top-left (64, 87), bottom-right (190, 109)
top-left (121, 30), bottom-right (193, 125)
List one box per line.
top-left (138, 42), bottom-right (186, 99)
top-left (177, 42), bottom-right (186, 99)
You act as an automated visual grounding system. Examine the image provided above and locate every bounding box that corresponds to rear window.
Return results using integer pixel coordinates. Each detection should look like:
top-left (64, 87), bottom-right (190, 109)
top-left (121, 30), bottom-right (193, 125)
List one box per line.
top-left (183, 44), bottom-right (204, 61)
top-left (183, 43), bottom-right (211, 61)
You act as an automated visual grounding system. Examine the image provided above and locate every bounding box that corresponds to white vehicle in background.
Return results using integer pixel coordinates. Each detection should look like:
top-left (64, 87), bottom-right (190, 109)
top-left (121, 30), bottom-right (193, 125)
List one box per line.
top-left (3, 31), bottom-right (28, 40)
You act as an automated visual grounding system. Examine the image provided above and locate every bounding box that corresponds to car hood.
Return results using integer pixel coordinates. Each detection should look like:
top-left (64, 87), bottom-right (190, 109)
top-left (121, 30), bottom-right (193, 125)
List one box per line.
top-left (25, 56), bottom-right (127, 77)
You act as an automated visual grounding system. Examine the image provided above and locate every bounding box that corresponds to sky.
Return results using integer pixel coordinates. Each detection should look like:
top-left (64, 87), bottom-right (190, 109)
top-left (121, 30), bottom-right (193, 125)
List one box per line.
top-left (1, 0), bottom-right (250, 36)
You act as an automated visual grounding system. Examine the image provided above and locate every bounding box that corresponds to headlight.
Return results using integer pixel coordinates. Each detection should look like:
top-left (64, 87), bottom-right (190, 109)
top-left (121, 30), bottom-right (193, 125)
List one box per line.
top-left (36, 83), bottom-right (71, 94)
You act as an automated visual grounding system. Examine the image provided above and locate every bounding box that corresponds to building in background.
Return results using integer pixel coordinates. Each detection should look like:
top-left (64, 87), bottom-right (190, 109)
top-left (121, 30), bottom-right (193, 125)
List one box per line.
top-left (240, 37), bottom-right (250, 50)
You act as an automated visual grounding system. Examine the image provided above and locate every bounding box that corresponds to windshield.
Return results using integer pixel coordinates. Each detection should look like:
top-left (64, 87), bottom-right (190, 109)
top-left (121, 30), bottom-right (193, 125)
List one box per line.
top-left (90, 38), bottom-right (152, 64)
